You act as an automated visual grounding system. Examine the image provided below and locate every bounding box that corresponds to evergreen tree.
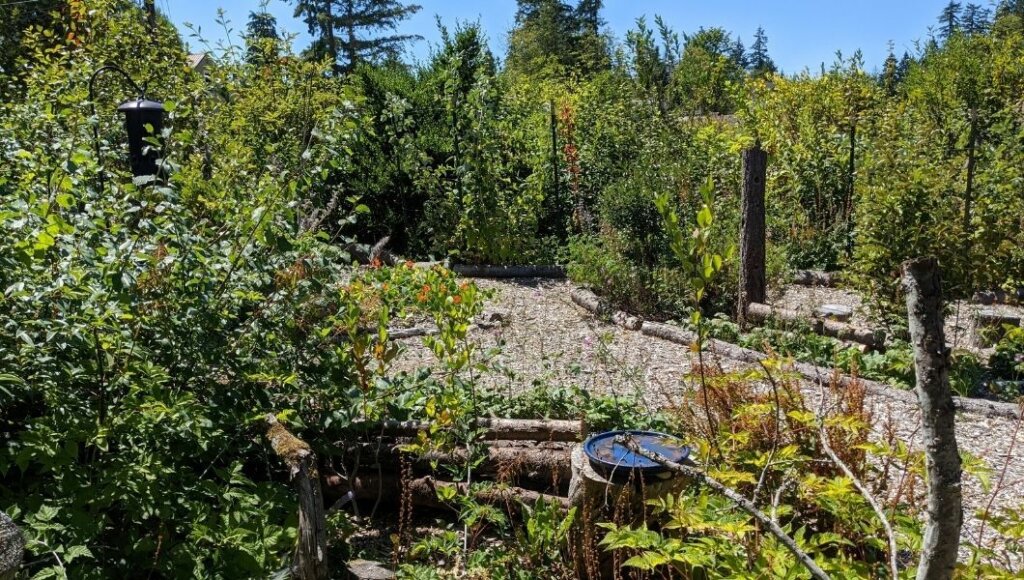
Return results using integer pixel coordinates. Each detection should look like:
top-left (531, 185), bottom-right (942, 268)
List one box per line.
top-left (292, 0), bottom-right (422, 74)
top-left (748, 26), bottom-right (777, 76)
top-left (730, 38), bottom-right (748, 69)
top-left (880, 43), bottom-right (899, 96)
top-left (962, 3), bottom-right (992, 34)
top-left (938, 1), bottom-right (963, 40)
top-left (506, 0), bottom-right (609, 78)
top-left (245, 10), bottom-right (280, 65)
top-left (896, 51), bottom-right (914, 83)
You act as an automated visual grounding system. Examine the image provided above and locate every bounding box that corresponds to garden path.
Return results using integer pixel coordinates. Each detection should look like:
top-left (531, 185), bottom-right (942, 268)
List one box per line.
top-left (394, 277), bottom-right (1024, 564)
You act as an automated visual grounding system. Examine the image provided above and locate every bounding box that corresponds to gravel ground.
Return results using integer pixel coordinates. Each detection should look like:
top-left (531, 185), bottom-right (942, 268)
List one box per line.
top-left (393, 277), bottom-right (1024, 568)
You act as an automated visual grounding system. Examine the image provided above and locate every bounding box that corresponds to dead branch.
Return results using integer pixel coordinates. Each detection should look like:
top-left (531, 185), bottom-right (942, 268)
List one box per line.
top-left (616, 434), bottom-right (830, 580)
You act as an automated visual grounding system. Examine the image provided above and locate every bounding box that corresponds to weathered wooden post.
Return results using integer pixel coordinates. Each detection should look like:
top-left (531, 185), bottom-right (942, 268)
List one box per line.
top-left (264, 414), bottom-right (328, 580)
top-left (738, 145), bottom-right (768, 328)
top-left (901, 258), bottom-right (962, 580)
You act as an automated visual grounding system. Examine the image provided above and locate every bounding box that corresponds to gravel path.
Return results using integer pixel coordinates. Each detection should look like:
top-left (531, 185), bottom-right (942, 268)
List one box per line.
top-left (394, 277), bottom-right (1024, 568)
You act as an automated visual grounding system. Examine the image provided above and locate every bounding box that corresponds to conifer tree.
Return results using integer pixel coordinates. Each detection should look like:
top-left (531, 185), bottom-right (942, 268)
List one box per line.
top-left (962, 3), bottom-right (992, 34)
top-left (748, 26), bottom-right (777, 76)
top-left (938, 1), bottom-right (963, 40)
top-left (880, 43), bottom-right (900, 96)
top-left (292, 0), bottom-right (422, 74)
top-left (506, 0), bottom-right (609, 78)
top-left (730, 38), bottom-right (748, 69)
top-left (245, 10), bottom-right (280, 65)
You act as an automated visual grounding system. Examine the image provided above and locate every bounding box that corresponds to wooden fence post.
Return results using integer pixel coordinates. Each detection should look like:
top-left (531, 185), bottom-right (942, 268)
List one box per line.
top-left (901, 258), bottom-right (962, 580)
top-left (738, 145), bottom-right (768, 328)
top-left (264, 414), bottom-right (328, 580)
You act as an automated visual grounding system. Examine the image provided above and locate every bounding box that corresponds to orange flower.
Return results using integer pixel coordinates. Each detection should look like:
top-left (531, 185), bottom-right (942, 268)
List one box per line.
top-left (404, 260), bottom-right (415, 269)
top-left (452, 295), bottom-right (462, 305)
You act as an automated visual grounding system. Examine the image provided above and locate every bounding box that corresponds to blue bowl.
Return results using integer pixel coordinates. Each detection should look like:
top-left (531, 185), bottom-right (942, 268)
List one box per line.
top-left (583, 430), bottom-right (690, 483)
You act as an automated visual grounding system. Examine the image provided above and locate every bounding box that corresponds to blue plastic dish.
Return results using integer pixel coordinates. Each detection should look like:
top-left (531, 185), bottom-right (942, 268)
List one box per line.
top-left (583, 430), bottom-right (690, 482)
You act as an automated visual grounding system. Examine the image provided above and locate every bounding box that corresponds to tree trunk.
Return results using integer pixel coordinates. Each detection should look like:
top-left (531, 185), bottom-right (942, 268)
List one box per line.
top-left (739, 146), bottom-right (768, 328)
top-left (144, 0), bottom-right (156, 31)
top-left (323, 0), bottom-right (339, 74)
top-left (962, 116), bottom-right (979, 259)
top-left (264, 415), bottom-right (328, 580)
top-left (901, 258), bottom-right (962, 580)
top-left (846, 122), bottom-right (857, 257)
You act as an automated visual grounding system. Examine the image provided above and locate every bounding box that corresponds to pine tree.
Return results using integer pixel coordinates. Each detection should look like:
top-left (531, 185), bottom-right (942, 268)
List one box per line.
top-left (938, 1), bottom-right (963, 40)
top-left (245, 11), bottom-right (280, 65)
top-left (292, 0), bottom-right (422, 74)
top-left (962, 3), bottom-right (992, 34)
top-left (748, 26), bottom-right (776, 76)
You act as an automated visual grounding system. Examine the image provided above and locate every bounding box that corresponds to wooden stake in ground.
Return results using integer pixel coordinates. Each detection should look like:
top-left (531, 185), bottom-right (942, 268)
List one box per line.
top-left (901, 258), bottom-right (962, 580)
top-left (264, 414), bottom-right (328, 580)
top-left (739, 146), bottom-right (768, 328)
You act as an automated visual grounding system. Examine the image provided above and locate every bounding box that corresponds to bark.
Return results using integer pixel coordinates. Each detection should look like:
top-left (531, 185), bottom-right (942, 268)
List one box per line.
top-left (358, 418), bottom-right (581, 442)
top-left (901, 258), bottom-right (962, 580)
top-left (739, 146), bottom-right (768, 327)
top-left (263, 414), bottom-right (328, 580)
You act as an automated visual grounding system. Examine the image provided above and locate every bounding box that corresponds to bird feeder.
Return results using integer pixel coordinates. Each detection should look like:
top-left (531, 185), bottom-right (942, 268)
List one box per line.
top-left (117, 97), bottom-right (165, 178)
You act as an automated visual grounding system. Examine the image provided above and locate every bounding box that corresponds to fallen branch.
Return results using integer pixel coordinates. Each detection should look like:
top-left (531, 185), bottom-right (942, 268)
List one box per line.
top-left (818, 423), bottom-right (898, 579)
top-left (616, 435), bottom-right (830, 580)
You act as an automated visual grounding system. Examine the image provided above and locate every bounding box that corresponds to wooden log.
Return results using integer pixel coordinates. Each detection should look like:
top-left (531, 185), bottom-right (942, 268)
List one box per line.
top-left (746, 302), bottom-right (884, 348)
top-left (335, 441), bottom-right (573, 488)
top-left (0, 511), bottom-right (23, 580)
top-left (357, 418), bottom-right (581, 442)
top-left (902, 258), bottom-right (963, 580)
top-left (739, 146), bottom-right (768, 328)
top-left (451, 265), bottom-right (566, 279)
top-left (330, 474), bottom-right (570, 511)
top-left (264, 415), bottom-right (328, 580)
top-left (791, 270), bottom-right (838, 287)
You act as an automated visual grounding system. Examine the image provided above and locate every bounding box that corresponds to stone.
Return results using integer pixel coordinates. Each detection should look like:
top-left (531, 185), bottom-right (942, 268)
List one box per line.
top-left (0, 511), bottom-right (24, 580)
top-left (816, 304), bottom-right (853, 322)
top-left (347, 559), bottom-right (396, 580)
top-left (476, 309), bottom-right (508, 328)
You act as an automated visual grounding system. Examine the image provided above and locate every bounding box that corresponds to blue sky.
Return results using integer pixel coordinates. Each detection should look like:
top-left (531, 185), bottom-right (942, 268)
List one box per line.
top-left (165, 0), bottom-right (952, 74)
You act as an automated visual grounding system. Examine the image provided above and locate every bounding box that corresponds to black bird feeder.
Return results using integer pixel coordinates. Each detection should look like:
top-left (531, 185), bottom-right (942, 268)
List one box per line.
top-left (89, 65), bottom-right (165, 178)
top-left (117, 97), bottom-right (165, 177)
